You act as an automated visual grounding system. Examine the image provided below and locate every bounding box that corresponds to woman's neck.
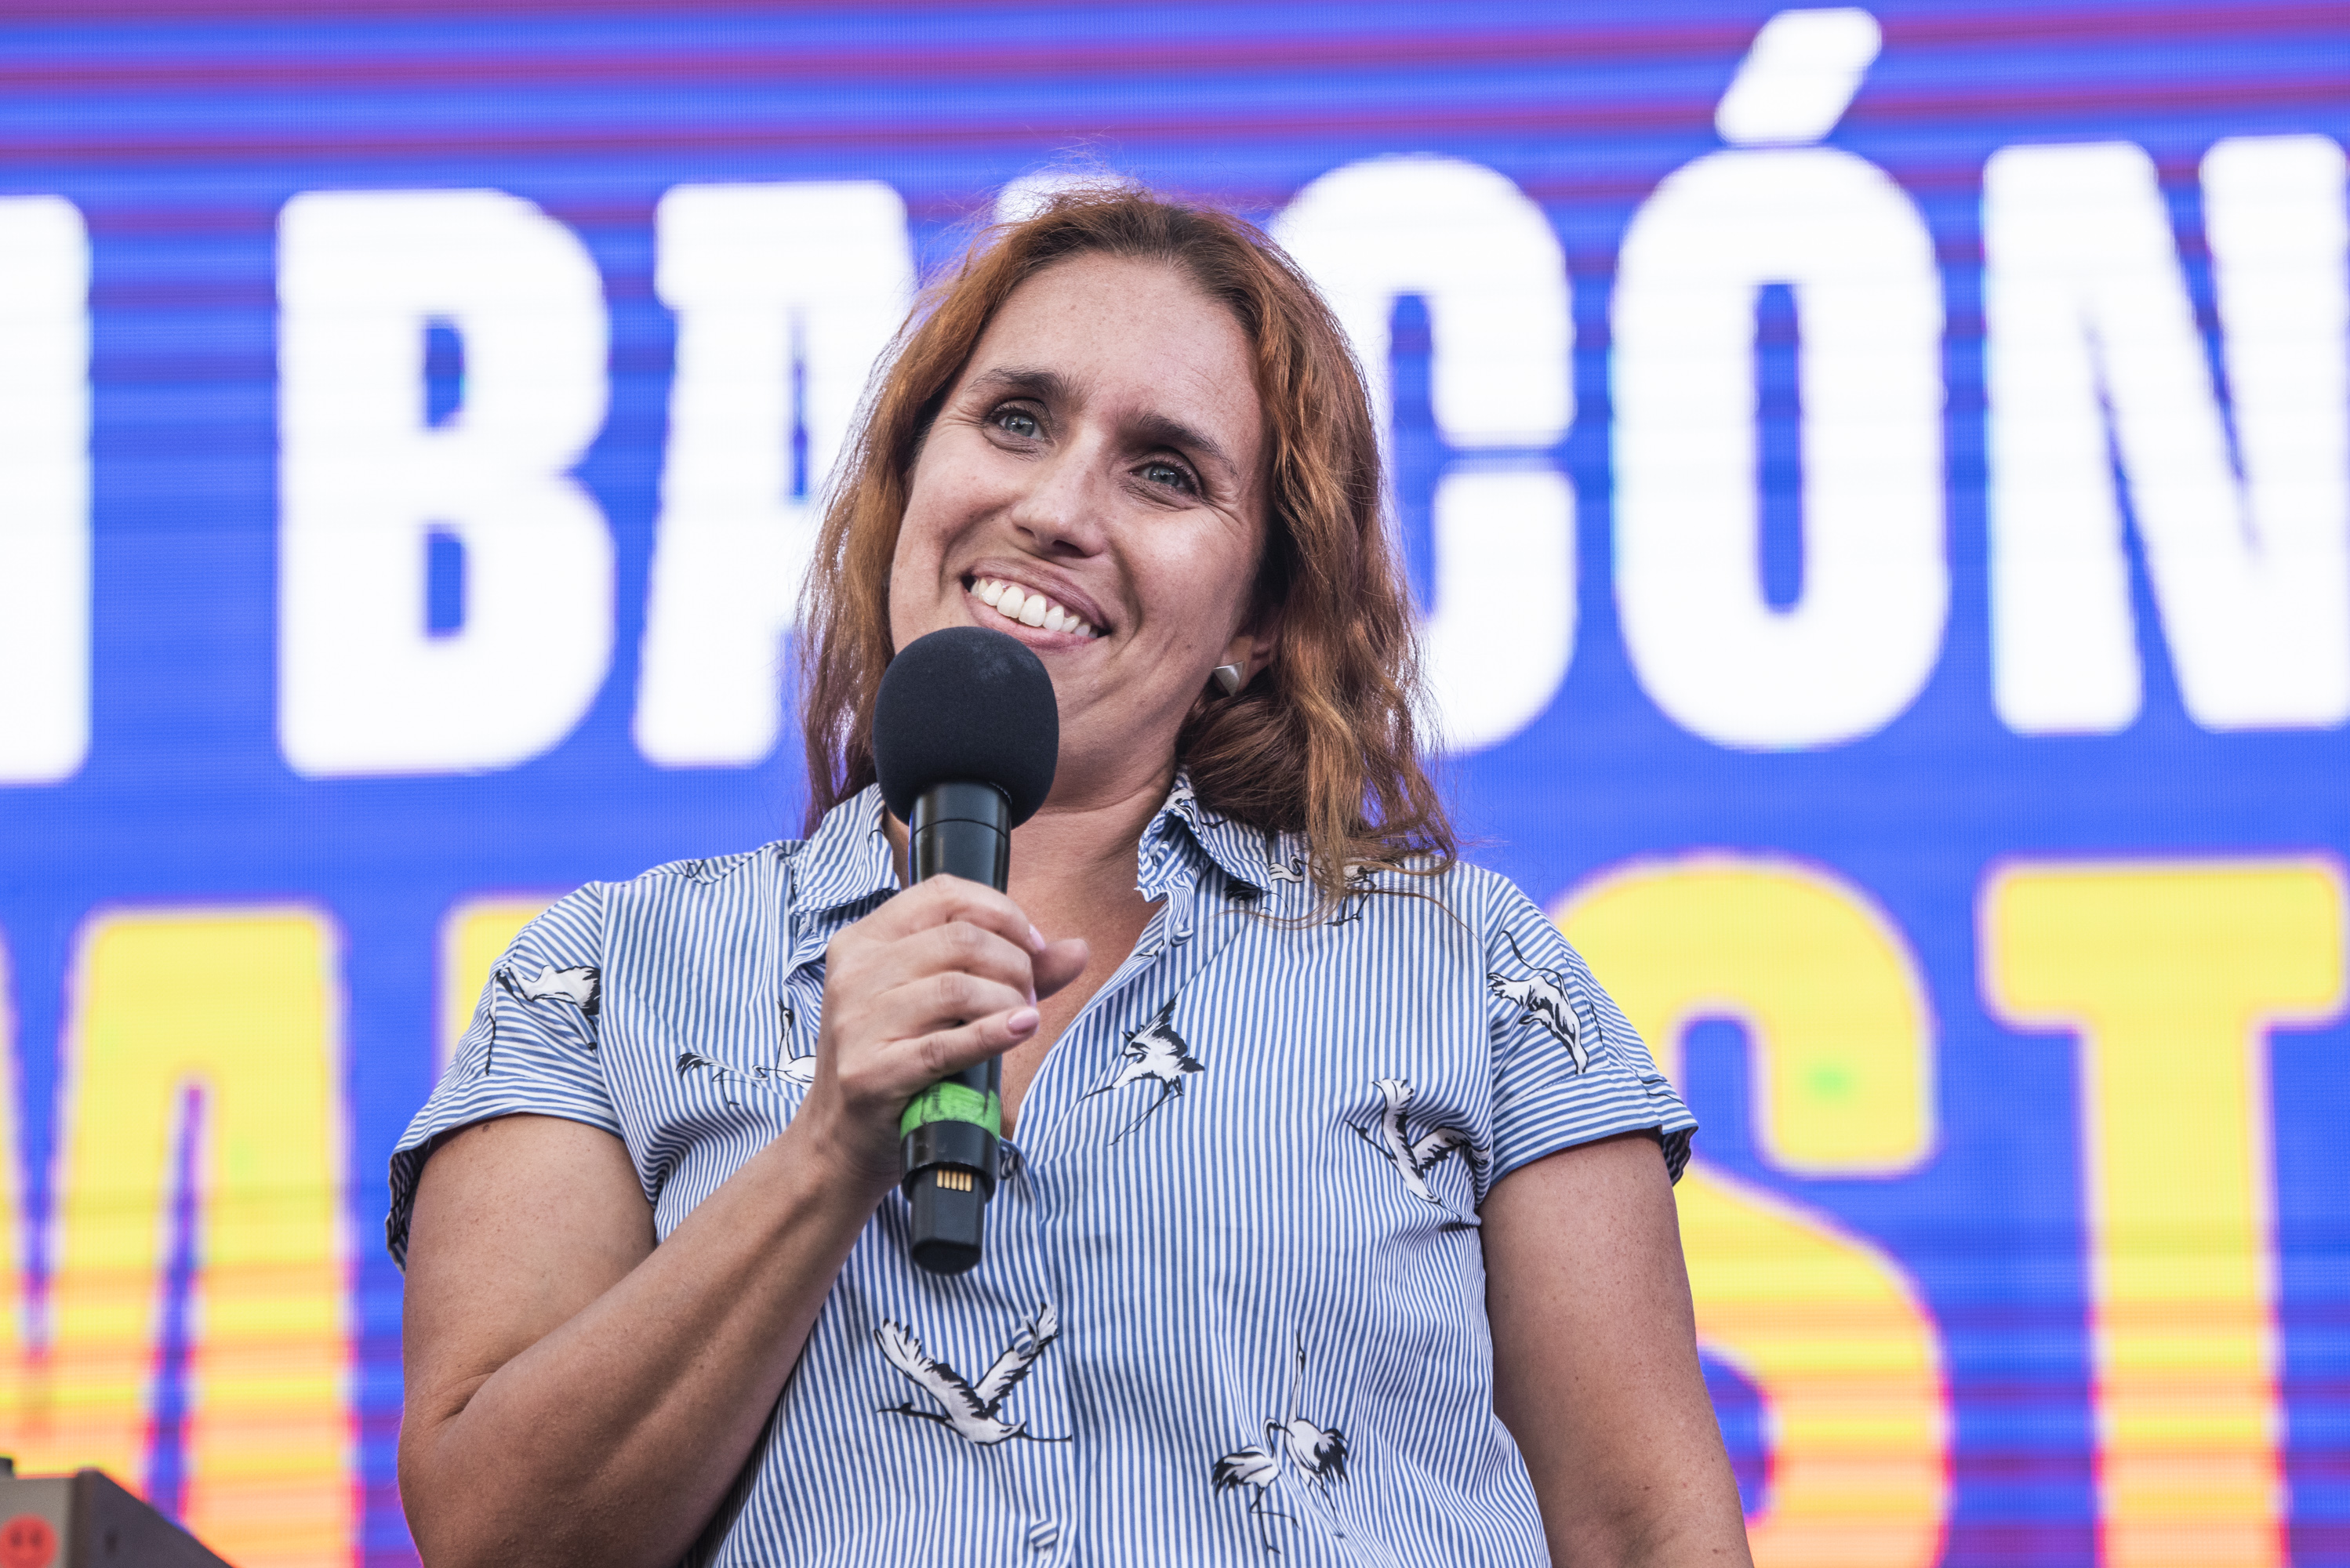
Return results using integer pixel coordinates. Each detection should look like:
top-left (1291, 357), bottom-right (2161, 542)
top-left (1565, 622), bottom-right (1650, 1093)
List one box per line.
top-left (881, 764), bottom-right (1174, 931)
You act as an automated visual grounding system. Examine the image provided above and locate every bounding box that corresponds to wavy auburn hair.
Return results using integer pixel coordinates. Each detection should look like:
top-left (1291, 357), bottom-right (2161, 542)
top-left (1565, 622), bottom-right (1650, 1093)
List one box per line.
top-left (797, 183), bottom-right (1455, 908)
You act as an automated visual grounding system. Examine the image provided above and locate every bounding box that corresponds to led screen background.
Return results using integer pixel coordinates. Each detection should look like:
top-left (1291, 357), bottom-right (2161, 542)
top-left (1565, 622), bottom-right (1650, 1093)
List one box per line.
top-left (0, 1), bottom-right (2347, 1563)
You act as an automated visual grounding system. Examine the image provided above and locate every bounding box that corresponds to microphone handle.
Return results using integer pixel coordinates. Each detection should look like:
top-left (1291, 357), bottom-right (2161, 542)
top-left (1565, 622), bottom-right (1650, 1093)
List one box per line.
top-left (899, 780), bottom-right (1013, 1275)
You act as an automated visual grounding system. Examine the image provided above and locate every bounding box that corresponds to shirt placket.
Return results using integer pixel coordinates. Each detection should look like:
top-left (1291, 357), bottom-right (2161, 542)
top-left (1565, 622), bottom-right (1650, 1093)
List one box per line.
top-left (1001, 863), bottom-right (1266, 1565)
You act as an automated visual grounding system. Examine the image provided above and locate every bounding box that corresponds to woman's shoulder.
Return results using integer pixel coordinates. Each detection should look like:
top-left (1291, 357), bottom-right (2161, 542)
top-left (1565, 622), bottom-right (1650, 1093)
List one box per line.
top-left (1353, 852), bottom-right (1539, 928)
top-left (519, 840), bottom-right (809, 954)
top-left (623, 841), bottom-right (804, 892)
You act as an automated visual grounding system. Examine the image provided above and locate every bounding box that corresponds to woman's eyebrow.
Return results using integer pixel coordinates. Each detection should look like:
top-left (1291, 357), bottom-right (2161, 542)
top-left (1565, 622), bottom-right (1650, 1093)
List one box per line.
top-left (1128, 410), bottom-right (1237, 482)
top-left (968, 365), bottom-right (1071, 404)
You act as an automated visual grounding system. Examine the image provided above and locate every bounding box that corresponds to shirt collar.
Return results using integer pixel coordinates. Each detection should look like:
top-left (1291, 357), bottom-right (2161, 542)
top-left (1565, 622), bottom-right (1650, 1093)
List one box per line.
top-left (1142, 772), bottom-right (1299, 900)
top-left (791, 773), bottom-right (1300, 916)
top-left (791, 786), bottom-right (899, 916)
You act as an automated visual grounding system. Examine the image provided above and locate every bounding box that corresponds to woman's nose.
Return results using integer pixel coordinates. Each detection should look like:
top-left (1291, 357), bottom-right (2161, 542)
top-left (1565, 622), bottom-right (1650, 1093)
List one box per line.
top-left (1008, 448), bottom-right (1110, 556)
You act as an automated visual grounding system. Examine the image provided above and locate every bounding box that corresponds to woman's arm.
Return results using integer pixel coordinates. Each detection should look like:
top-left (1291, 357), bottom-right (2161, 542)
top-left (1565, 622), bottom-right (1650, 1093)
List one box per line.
top-left (398, 877), bottom-right (1088, 1568)
top-left (1483, 1132), bottom-right (1754, 1568)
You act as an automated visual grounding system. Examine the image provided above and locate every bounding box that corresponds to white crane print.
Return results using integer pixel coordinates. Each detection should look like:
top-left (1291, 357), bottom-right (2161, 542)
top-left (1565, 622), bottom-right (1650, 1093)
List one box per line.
top-left (1487, 929), bottom-right (1587, 1073)
top-left (1081, 999), bottom-right (1203, 1143)
top-left (1351, 1078), bottom-right (1488, 1217)
top-left (1212, 1341), bottom-right (1348, 1555)
top-left (874, 1303), bottom-right (1067, 1445)
top-left (676, 1004), bottom-right (813, 1104)
top-left (777, 999), bottom-right (815, 1085)
top-left (1261, 829), bottom-right (1309, 885)
top-left (505, 962), bottom-right (601, 1018)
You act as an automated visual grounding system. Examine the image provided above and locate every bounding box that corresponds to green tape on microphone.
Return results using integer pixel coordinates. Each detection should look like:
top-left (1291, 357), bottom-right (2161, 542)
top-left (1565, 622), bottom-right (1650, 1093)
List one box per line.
top-left (900, 1080), bottom-right (1004, 1140)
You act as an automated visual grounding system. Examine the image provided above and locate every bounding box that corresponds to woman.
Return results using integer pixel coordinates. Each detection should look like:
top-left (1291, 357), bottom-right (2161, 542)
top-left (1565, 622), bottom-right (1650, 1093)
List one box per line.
top-left (392, 187), bottom-right (1752, 1567)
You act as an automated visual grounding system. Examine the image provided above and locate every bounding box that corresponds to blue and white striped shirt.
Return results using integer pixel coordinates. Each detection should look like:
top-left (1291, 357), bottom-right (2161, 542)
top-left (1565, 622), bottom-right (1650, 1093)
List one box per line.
top-left (390, 780), bottom-right (1694, 1566)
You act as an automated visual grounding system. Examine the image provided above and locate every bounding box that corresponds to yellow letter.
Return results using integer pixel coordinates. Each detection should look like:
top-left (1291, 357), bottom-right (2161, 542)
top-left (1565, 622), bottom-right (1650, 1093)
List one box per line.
top-left (22, 908), bottom-right (351, 1567)
top-left (1563, 855), bottom-right (1932, 1173)
top-left (1983, 859), bottom-right (2345, 1568)
top-left (1563, 856), bottom-right (1949, 1568)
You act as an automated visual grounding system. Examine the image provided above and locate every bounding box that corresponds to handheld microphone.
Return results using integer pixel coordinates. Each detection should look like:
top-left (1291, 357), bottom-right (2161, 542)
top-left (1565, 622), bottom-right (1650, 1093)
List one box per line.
top-left (871, 626), bottom-right (1059, 1275)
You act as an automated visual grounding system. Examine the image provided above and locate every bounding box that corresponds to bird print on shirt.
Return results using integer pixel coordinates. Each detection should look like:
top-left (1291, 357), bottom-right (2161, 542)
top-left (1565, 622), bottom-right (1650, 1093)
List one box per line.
top-left (1350, 1078), bottom-right (1488, 1224)
top-left (875, 1303), bottom-right (1069, 1445)
top-left (1258, 836), bottom-right (1377, 925)
top-left (503, 962), bottom-right (602, 1018)
top-left (1212, 1341), bottom-right (1349, 1555)
top-left (676, 1002), bottom-right (814, 1104)
top-left (1081, 998), bottom-right (1204, 1143)
top-left (1487, 929), bottom-right (1588, 1074)
top-left (1261, 829), bottom-right (1309, 887)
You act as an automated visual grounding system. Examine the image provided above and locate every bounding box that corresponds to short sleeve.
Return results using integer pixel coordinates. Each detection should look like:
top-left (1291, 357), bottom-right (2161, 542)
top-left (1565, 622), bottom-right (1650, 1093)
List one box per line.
top-left (386, 884), bottom-right (624, 1269)
top-left (1484, 884), bottom-right (1695, 1189)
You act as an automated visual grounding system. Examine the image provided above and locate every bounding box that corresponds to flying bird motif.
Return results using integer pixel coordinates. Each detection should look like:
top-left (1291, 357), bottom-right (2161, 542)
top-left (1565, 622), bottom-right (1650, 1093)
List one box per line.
top-left (510, 963), bottom-right (602, 1018)
top-left (875, 1304), bottom-right (1067, 1445)
top-left (674, 1000), bottom-right (815, 1101)
top-left (1260, 830), bottom-right (1309, 886)
top-left (1487, 930), bottom-right (1587, 1073)
top-left (1352, 1078), bottom-right (1488, 1214)
top-left (1082, 999), bottom-right (1203, 1143)
top-left (1258, 837), bottom-right (1377, 925)
top-left (776, 1000), bottom-right (815, 1084)
top-left (1212, 1341), bottom-right (1347, 1556)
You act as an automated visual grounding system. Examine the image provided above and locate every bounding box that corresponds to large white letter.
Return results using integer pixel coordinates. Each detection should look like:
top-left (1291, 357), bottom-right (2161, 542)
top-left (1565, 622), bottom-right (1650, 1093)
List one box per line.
top-left (1987, 138), bottom-right (2350, 735)
top-left (278, 190), bottom-right (613, 777)
top-left (1613, 146), bottom-right (1946, 750)
top-left (0, 198), bottom-right (89, 784)
top-left (1273, 156), bottom-right (1575, 754)
top-left (634, 182), bottom-right (913, 768)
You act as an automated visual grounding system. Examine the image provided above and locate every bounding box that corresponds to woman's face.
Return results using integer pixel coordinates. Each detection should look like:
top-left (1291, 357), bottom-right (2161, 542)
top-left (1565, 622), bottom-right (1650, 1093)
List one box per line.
top-left (889, 253), bottom-right (1273, 808)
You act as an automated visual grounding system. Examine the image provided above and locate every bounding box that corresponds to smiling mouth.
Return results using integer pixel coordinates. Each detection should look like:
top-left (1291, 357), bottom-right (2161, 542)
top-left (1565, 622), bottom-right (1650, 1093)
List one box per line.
top-left (968, 576), bottom-right (1104, 640)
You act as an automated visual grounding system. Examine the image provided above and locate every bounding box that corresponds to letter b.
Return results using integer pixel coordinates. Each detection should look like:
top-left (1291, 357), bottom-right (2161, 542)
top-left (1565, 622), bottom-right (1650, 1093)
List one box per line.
top-left (278, 190), bottom-right (614, 776)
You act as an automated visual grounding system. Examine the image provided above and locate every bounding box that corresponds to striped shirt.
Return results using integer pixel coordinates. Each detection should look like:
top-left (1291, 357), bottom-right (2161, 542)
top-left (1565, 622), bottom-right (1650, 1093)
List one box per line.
top-left (389, 779), bottom-right (1695, 1566)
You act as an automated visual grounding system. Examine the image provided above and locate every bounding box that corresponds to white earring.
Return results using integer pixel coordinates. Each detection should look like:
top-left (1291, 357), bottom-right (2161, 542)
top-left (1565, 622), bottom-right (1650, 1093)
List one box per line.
top-left (1211, 662), bottom-right (1247, 696)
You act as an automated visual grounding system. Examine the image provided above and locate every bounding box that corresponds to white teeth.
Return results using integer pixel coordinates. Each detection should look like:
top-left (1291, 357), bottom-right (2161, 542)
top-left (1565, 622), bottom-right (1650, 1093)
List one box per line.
top-left (969, 577), bottom-right (1097, 637)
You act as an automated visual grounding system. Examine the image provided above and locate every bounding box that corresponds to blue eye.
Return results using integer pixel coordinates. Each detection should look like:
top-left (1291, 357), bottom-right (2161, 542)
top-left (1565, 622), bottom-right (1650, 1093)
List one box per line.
top-left (993, 405), bottom-right (1042, 439)
top-left (1143, 459), bottom-right (1197, 493)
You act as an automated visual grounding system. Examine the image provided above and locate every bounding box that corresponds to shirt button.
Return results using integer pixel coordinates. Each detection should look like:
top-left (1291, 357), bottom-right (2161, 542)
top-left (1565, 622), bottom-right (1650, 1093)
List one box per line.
top-left (1026, 1520), bottom-right (1061, 1551)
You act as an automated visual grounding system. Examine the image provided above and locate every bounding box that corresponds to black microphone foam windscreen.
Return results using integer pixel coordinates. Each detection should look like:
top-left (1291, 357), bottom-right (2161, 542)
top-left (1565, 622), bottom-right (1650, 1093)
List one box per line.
top-left (871, 626), bottom-right (1060, 826)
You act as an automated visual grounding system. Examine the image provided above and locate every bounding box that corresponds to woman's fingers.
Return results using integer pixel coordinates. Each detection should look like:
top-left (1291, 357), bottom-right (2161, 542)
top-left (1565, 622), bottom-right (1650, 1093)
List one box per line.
top-left (1033, 937), bottom-right (1090, 1000)
top-left (864, 874), bottom-right (1044, 954)
top-left (808, 874), bottom-right (1091, 1168)
top-left (908, 1007), bottom-right (1042, 1081)
top-left (887, 920), bottom-right (1044, 1004)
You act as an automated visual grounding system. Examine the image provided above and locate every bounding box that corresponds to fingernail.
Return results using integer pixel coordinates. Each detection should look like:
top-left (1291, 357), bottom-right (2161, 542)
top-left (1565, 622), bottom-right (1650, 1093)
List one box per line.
top-left (1009, 1007), bottom-right (1040, 1034)
top-left (1028, 924), bottom-right (1046, 950)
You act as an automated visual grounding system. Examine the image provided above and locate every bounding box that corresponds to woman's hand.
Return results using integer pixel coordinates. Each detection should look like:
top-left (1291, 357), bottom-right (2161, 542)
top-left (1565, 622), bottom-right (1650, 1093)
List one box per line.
top-left (798, 875), bottom-right (1090, 1196)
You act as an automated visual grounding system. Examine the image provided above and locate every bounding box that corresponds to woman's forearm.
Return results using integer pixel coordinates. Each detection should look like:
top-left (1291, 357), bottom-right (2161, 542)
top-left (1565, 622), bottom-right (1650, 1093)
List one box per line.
top-left (399, 1112), bottom-right (890, 1568)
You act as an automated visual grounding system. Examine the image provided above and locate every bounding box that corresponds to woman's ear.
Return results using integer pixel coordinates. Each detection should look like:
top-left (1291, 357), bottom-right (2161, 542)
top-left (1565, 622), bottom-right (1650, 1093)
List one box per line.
top-left (1216, 604), bottom-right (1284, 690)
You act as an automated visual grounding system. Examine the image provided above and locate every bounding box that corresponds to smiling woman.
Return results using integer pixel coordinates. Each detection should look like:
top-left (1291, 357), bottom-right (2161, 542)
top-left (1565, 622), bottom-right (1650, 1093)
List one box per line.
top-left (801, 193), bottom-right (1448, 915)
top-left (388, 187), bottom-right (1750, 1568)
